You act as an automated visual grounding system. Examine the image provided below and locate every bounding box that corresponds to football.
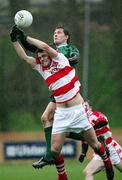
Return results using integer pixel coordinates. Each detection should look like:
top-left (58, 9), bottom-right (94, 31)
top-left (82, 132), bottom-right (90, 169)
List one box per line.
top-left (14, 10), bottom-right (33, 28)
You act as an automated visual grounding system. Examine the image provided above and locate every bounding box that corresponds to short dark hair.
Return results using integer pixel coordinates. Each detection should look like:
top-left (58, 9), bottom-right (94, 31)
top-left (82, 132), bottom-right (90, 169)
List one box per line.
top-left (54, 25), bottom-right (70, 44)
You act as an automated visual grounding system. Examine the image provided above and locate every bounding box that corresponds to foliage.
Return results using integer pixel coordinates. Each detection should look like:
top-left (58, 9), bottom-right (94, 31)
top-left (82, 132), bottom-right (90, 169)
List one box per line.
top-left (88, 31), bottom-right (122, 126)
top-left (7, 111), bottom-right (42, 131)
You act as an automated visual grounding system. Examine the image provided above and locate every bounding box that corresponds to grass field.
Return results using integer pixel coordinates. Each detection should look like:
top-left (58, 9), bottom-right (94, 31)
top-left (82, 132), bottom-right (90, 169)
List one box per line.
top-left (0, 160), bottom-right (121, 180)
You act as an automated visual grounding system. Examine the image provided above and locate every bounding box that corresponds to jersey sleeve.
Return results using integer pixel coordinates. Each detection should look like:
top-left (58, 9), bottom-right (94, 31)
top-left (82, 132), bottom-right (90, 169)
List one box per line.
top-left (20, 39), bottom-right (38, 53)
top-left (69, 45), bottom-right (80, 58)
top-left (53, 53), bottom-right (69, 65)
top-left (67, 45), bottom-right (80, 66)
top-left (57, 45), bottom-right (80, 67)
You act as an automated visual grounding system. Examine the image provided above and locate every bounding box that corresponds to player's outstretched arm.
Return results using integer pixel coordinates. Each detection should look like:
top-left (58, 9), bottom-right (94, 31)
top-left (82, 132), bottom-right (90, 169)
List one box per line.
top-left (27, 36), bottom-right (58, 57)
top-left (20, 37), bottom-right (38, 53)
top-left (12, 42), bottom-right (36, 67)
top-left (14, 26), bottom-right (38, 53)
top-left (10, 26), bottom-right (36, 67)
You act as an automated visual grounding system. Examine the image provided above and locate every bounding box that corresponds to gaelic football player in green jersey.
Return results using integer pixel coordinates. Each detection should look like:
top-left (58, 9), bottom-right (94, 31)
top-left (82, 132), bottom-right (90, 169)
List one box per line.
top-left (53, 26), bottom-right (80, 67)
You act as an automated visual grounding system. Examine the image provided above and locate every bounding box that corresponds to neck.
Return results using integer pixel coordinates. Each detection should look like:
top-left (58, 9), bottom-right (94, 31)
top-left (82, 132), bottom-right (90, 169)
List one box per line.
top-left (56, 43), bottom-right (68, 48)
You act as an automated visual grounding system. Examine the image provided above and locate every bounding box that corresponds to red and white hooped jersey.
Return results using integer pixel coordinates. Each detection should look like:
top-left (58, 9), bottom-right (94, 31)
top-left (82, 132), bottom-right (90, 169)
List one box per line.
top-left (85, 110), bottom-right (122, 164)
top-left (33, 53), bottom-right (81, 104)
top-left (88, 111), bottom-right (112, 138)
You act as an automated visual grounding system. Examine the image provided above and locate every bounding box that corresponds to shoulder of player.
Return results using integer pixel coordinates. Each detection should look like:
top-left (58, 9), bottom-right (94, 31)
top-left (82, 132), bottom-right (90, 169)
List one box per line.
top-left (92, 111), bottom-right (102, 115)
top-left (67, 44), bottom-right (78, 49)
top-left (53, 52), bottom-right (67, 60)
top-left (93, 111), bottom-right (108, 120)
top-left (67, 44), bottom-right (80, 56)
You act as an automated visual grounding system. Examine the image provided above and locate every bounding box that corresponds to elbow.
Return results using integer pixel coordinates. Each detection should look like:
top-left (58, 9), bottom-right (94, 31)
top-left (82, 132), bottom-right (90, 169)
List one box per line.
top-left (24, 55), bottom-right (30, 62)
top-left (19, 54), bottom-right (28, 62)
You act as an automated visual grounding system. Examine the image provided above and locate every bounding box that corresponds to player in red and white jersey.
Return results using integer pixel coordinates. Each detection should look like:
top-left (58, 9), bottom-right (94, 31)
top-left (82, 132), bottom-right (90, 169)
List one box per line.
top-left (34, 52), bottom-right (81, 104)
top-left (79, 101), bottom-right (122, 180)
top-left (88, 111), bottom-right (112, 138)
top-left (16, 26), bottom-right (80, 175)
top-left (82, 101), bottom-right (112, 141)
top-left (10, 27), bottom-right (114, 180)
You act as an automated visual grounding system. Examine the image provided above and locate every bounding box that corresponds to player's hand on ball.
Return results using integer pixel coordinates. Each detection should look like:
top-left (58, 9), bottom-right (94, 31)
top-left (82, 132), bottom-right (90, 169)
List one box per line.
top-left (78, 153), bottom-right (86, 163)
top-left (14, 26), bottom-right (27, 41)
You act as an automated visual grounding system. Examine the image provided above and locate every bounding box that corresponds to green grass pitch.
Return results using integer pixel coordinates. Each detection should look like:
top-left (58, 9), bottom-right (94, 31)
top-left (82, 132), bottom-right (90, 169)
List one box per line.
top-left (0, 160), bottom-right (121, 180)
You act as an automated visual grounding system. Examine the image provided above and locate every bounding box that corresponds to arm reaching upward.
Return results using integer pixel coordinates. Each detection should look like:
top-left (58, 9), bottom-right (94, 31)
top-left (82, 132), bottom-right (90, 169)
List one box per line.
top-left (20, 38), bottom-right (38, 53)
top-left (10, 25), bottom-right (58, 58)
top-left (10, 26), bottom-right (37, 67)
top-left (27, 36), bottom-right (58, 58)
top-left (12, 41), bottom-right (36, 67)
top-left (15, 26), bottom-right (38, 53)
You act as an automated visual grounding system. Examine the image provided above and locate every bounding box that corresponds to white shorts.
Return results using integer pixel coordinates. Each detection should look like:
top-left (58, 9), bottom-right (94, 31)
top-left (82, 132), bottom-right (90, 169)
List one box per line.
top-left (92, 139), bottom-right (122, 165)
top-left (52, 104), bottom-right (92, 134)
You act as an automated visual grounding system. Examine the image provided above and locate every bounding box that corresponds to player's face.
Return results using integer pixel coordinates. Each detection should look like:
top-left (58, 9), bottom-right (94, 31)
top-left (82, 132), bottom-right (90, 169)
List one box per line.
top-left (38, 51), bottom-right (52, 67)
top-left (53, 28), bottom-right (68, 45)
top-left (84, 101), bottom-right (92, 111)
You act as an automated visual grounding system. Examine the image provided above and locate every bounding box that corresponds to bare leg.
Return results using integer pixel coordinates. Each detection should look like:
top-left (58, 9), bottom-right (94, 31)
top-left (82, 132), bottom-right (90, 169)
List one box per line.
top-left (51, 132), bottom-right (69, 155)
top-left (83, 159), bottom-right (104, 180)
top-left (83, 127), bottom-right (99, 150)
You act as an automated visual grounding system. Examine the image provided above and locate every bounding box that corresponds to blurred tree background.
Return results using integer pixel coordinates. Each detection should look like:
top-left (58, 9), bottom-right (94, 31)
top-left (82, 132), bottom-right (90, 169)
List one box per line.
top-left (0, 0), bottom-right (121, 131)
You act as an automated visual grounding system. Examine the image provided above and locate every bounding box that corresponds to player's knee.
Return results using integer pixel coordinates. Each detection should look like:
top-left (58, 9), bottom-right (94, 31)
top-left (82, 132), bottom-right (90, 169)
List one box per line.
top-left (41, 113), bottom-right (54, 126)
top-left (41, 114), bottom-right (50, 125)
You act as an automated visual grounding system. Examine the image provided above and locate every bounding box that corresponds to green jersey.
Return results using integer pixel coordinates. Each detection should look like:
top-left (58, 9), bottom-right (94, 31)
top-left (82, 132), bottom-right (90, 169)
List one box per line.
top-left (57, 44), bottom-right (80, 67)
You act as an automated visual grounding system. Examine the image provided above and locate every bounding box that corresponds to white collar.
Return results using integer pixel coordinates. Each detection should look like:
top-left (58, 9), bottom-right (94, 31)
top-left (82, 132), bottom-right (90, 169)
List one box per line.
top-left (57, 43), bottom-right (68, 48)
